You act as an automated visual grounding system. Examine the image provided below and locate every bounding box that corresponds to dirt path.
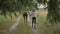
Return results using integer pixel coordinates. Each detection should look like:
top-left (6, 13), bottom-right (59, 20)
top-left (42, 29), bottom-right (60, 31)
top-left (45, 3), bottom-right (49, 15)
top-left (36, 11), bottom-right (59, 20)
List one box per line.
top-left (6, 10), bottom-right (48, 34)
top-left (6, 16), bottom-right (22, 34)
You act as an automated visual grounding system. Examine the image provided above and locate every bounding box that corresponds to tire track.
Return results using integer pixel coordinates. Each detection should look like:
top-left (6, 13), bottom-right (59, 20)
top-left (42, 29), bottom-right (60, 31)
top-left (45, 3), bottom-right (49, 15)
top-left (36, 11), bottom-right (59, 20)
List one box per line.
top-left (6, 16), bottom-right (22, 34)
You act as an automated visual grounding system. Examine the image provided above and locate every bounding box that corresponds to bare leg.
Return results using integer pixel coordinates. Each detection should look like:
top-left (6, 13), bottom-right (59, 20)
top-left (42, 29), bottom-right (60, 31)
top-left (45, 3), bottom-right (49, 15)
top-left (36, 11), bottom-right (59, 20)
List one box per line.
top-left (34, 19), bottom-right (36, 29)
top-left (26, 16), bottom-right (28, 23)
top-left (24, 16), bottom-right (27, 26)
top-left (32, 20), bottom-right (34, 28)
top-left (24, 16), bottom-right (25, 23)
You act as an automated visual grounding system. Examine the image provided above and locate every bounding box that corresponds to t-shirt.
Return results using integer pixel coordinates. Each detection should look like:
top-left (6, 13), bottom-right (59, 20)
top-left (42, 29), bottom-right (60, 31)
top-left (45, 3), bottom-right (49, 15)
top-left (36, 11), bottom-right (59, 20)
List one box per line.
top-left (23, 10), bottom-right (28, 14)
top-left (32, 11), bottom-right (37, 17)
top-left (23, 11), bottom-right (27, 14)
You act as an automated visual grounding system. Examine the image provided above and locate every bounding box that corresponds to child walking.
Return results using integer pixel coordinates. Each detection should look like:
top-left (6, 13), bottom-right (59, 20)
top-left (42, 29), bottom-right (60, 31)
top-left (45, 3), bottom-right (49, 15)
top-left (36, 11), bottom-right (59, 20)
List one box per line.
top-left (31, 9), bottom-right (37, 29)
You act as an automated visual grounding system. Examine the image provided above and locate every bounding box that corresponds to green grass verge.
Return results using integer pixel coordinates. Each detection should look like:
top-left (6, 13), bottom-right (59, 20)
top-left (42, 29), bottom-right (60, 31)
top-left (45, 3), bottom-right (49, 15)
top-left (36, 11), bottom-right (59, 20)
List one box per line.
top-left (37, 10), bottom-right (60, 34)
top-left (0, 12), bottom-right (20, 34)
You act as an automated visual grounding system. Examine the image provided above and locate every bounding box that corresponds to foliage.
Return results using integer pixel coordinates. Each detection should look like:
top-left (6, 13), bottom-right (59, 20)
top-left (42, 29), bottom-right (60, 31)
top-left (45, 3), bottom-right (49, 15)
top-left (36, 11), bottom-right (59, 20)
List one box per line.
top-left (0, 0), bottom-right (33, 16)
top-left (47, 0), bottom-right (60, 24)
top-left (37, 0), bottom-right (47, 4)
top-left (0, 14), bottom-right (17, 34)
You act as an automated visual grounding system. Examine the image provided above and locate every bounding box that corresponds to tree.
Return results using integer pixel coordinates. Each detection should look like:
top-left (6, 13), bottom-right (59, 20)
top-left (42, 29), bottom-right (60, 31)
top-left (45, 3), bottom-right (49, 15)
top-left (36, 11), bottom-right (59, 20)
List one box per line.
top-left (47, 0), bottom-right (60, 24)
top-left (0, 0), bottom-right (33, 16)
top-left (37, 0), bottom-right (60, 24)
top-left (37, 0), bottom-right (47, 4)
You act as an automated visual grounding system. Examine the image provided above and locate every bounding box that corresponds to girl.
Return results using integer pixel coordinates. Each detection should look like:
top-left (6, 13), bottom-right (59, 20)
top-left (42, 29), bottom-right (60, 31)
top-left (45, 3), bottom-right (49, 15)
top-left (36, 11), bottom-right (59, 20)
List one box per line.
top-left (32, 9), bottom-right (37, 29)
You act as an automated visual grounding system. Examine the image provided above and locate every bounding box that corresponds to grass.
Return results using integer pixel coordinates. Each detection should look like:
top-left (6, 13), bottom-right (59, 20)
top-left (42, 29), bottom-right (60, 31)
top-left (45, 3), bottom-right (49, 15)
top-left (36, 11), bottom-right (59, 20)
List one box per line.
top-left (13, 17), bottom-right (34, 34)
top-left (0, 12), bottom-right (20, 34)
top-left (37, 10), bottom-right (47, 28)
top-left (37, 10), bottom-right (60, 34)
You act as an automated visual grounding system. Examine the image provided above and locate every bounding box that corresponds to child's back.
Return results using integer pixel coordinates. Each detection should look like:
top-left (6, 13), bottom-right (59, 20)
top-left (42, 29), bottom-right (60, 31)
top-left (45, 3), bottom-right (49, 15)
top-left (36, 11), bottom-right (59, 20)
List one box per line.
top-left (32, 10), bottom-right (36, 17)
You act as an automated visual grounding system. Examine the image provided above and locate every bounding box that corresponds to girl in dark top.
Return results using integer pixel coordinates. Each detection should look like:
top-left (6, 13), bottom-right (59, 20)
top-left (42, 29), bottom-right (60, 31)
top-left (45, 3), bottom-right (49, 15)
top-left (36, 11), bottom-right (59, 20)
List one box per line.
top-left (23, 9), bottom-right (29, 26)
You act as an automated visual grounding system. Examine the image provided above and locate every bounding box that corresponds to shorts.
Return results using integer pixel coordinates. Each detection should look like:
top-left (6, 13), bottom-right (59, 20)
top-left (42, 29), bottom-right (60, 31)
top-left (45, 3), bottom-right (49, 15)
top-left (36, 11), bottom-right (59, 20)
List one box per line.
top-left (32, 17), bottom-right (36, 24)
top-left (23, 14), bottom-right (28, 17)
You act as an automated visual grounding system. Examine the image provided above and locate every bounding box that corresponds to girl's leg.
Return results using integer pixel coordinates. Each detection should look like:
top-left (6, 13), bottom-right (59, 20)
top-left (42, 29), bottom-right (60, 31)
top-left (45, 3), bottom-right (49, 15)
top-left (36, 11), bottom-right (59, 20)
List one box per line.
top-left (26, 16), bottom-right (28, 23)
top-left (32, 18), bottom-right (33, 28)
top-left (34, 19), bottom-right (36, 29)
top-left (24, 16), bottom-right (26, 26)
top-left (32, 21), bottom-right (33, 28)
top-left (24, 16), bottom-right (27, 26)
top-left (23, 14), bottom-right (25, 23)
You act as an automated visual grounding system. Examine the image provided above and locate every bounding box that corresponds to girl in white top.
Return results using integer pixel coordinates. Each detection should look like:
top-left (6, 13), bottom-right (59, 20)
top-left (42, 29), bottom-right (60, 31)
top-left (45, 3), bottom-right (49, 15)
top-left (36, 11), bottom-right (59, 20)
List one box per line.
top-left (32, 10), bottom-right (36, 17)
top-left (32, 9), bottom-right (37, 29)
